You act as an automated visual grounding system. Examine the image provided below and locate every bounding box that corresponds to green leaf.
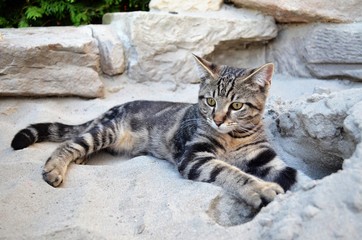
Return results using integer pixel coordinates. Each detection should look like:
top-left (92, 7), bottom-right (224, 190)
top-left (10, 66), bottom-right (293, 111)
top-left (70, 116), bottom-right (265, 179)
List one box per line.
top-left (18, 18), bottom-right (30, 28)
top-left (25, 6), bottom-right (44, 20)
top-left (0, 17), bottom-right (9, 27)
top-left (2, 0), bottom-right (150, 28)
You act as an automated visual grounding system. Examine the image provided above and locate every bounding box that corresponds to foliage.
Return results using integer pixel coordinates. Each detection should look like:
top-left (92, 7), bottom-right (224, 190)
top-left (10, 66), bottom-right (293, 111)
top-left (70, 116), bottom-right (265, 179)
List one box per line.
top-left (0, 0), bottom-right (149, 28)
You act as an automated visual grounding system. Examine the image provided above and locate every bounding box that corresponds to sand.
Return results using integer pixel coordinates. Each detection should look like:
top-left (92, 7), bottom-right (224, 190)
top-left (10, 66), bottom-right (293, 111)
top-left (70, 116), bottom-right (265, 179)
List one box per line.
top-left (1, 74), bottom-right (362, 239)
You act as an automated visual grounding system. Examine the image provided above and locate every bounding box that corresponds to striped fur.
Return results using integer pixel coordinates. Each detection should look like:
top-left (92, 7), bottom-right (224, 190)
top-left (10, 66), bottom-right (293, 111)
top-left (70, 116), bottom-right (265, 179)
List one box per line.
top-left (11, 55), bottom-right (297, 209)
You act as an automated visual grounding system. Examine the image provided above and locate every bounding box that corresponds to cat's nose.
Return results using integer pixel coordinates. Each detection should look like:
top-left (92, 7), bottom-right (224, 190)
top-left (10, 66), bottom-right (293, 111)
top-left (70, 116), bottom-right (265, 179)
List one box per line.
top-left (214, 120), bottom-right (223, 127)
top-left (213, 114), bottom-right (225, 127)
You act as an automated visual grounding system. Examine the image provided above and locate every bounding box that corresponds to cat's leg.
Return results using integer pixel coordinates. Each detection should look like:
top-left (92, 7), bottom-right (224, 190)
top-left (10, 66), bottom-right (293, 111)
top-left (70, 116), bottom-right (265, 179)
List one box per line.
top-left (242, 149), bottom-right (299, 192)
top-left (43, 123), bottom-right (118, 187)
top-left (74, 155), bottom-right (89, 165)
top-left (177, 150), bottom-right (284, 209)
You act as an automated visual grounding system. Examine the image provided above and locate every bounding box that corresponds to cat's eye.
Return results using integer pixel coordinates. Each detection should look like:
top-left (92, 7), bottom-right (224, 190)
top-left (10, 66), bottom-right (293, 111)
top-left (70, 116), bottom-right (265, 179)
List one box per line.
top-left (230, 102), bottom-right (244, 111)
top-left (206, 98), bottom-right (216, 107)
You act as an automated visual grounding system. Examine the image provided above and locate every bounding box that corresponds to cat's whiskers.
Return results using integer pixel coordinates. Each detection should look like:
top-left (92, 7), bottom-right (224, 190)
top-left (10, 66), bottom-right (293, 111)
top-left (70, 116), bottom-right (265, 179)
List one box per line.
top-left (178, 118), bottom-right (199, 131)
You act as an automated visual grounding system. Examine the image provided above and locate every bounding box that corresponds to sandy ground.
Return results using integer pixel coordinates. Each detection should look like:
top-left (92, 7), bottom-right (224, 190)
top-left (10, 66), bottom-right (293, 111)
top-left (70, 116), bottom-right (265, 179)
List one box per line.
top-left (1, 74), bottom-right (361, 239)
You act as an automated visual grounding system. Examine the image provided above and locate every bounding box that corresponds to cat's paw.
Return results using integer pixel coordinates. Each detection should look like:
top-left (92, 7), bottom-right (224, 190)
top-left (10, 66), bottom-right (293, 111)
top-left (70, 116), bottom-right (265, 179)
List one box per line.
top-left (245, 180), bottom-right (284, 209)
top-left (74, 157), bottom-right (88, 165)
top-left (42, 158), bottom-right (65, 187)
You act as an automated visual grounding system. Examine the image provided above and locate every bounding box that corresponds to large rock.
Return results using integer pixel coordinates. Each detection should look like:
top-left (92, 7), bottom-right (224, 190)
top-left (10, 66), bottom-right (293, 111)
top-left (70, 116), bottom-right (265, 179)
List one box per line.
top-left (1, 82), bottom-right (362, 239)
top-left (150, 0), bottom-right (223, 12)
top-left (90, 25), bottom-right (126, 76)
top-left (304, 24), bottom-right (362, 80)
top-left (266, 23), bottom-right (362, 82)
top-left (229, 0), bottom-right (362, 23)
top-left (271, 88), bottom-right (362, 178)
top-left (256, 88), bottom-right (362, 239)
top-left (103, 8), bottom-right (277, 84)
top-left (207, 41), bottom-right (267, 71)
top-left (0, 27), bottom-right (104, 98)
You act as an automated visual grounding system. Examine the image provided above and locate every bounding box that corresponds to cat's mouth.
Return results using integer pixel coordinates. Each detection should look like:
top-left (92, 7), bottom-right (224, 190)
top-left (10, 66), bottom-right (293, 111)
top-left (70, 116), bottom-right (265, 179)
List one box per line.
top-left (208, 119), bottom-right (237, 134)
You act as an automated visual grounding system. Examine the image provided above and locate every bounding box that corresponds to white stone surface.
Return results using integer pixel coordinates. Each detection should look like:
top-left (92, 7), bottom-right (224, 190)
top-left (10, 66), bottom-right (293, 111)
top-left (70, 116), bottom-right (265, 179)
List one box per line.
top-left (90, 25), bottom-right (126, 76)
top-left (229, 0), bottom-right (362, 23)
top-left (270, 88), bottom-right (362, 178)
top-left (1, 77), bottom-right (362, 239)
top-left (304, 24), bottom-right (362, 81)
top-left (103, 8), bottom-right (277, 84)
top-left (266, 23), bottom-right (362, 82)
top-left (150, 0), bottom-right (223, 12)
top-left (0, 27), bottom-right (104, 98)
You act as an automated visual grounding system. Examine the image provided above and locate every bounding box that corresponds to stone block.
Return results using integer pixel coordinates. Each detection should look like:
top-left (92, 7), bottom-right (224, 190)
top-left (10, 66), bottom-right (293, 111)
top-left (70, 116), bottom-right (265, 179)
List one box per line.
top-left (150, 0), bottom-right (223, 12)
top-left (0, 26), bottom-right (104, 98)
top-left (90, 25), bottom-right (126, 76)
top-left (304, 24), bottom-right (362, 80)
top-left (229, 0), bottom-right (362, 23)
top-left (103, 8), bottom-right (277, 84)
top-left (266, 23), bottom-right (362, 81)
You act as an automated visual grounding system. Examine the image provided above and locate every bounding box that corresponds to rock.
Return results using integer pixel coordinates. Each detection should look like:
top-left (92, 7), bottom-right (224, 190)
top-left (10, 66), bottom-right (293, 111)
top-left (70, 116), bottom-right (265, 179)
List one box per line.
top-left (266, 23), bottom-right (362, 82)
top-left (0, 26), bottom-right (104, 98)
top-left (303, 205), bottom-right (320, 219)
top-left (274, 88), bottom-right (362, 177)
top-left (265, 24), bottom-right (314, 78)
top-left (207, 41), bottom-right (267, 71)
top-left (150, 0), bottom-right (223, 12)
top-left (90, 25), bottom-right (126, 76)
top-left (1, 80), bottom-right (362, 239)
top-left (103, 8), bottom-right (277, 84)
top-left (255, 160), bottom-right (362, 240)
top-left (228, 0), bottom-right (362, 23)
top-left (304, 24), bottom-right (362, 81)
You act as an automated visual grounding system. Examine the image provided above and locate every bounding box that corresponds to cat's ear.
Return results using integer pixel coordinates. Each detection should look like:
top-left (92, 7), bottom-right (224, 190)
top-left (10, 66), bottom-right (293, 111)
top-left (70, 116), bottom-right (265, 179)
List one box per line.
top-left (248, 63), bottom-right (274, 87)
top-left (192, 54), bottom-right (219, 81)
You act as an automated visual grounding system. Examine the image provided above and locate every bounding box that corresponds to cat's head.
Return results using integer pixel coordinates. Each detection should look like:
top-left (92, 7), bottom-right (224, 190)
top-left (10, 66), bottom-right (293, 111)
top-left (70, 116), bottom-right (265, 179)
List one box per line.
top-left (193, 54), bottom-right (274, 135)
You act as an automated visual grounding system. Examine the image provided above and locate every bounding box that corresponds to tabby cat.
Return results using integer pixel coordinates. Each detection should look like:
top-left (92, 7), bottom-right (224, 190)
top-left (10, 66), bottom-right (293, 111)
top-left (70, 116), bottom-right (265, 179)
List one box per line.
top-left (11, 55), bottom-right (297, 209)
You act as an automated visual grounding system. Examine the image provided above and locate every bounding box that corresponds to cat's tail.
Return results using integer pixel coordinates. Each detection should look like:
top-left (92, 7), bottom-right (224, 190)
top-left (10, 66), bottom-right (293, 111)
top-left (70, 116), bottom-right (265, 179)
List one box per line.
top-left (11, 121), bottom-right (93, 150)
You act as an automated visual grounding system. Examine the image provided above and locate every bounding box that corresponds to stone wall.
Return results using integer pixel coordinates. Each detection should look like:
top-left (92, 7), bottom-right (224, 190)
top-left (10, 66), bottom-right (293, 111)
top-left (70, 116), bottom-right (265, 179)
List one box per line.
top-left (1, 0), bottom-right (361, 97)
top-left (103, 8), bottom-right (276, 84)
top-left (0, 25), bottom-right (125, 98)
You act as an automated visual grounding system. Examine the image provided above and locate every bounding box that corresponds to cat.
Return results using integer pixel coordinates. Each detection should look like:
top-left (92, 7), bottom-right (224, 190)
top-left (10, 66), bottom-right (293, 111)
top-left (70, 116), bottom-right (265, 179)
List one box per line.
top-left (11, 55), bottom-right (297, 209)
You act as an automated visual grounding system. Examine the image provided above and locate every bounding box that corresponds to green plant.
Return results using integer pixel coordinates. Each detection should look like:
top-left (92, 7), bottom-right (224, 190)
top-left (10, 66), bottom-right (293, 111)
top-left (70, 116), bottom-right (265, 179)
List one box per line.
top-left (0, 0), bottom-right (149, 28)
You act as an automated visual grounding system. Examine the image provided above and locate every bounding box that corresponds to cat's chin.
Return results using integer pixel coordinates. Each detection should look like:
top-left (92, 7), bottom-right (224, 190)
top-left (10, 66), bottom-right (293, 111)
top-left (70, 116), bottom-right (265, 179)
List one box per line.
top-left (216, 128), bottom-right (231, 134)
top-left (210, 124), bottom-right (233, 134)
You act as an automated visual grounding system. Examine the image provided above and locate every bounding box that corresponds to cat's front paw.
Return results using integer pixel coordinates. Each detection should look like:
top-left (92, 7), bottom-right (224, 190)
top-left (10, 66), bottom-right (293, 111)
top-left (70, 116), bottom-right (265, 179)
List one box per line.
top-left (42, 158), bottom-right (65, 187)
top-left (245, 180), bottom-right (284, 209)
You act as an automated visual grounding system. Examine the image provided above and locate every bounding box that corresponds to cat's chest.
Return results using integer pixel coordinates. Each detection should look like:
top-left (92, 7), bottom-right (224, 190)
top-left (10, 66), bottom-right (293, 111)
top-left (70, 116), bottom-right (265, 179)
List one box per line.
top-left (218, 149), bottom-right (243, 165)
top-left (216, 138), bottom-right (250, 165)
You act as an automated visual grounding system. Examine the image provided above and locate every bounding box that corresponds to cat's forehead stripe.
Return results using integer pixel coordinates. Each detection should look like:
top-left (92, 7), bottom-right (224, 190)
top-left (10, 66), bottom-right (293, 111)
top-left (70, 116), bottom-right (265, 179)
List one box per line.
top-left (220, 66), bottom-right (246, 77)
top-left (217, 75), bottom-right (235, 97)
top-left (214, 66), bottom-right (248, 98)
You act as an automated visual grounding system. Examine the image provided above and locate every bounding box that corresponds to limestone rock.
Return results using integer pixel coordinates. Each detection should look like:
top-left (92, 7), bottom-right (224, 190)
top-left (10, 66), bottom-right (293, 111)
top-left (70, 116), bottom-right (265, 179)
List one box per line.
top-left (103, 8), bottom-right (277, 84)
top-left (90, 25), bottom-right (126, 76)
top-left (1, 81), bottom-right (362, 239)
top-left (150, 0), bottom-right (223, 12)
top-left (207, 41), bottom-right (267, 71)
top-left (0, 27), bottom-right (104, 98)
top-left (266, 23), bottom-right (362, 82)
top-left (229, 0), bottom-right (362, 23)
top-left (273, 88), bottom-right (362, 176)
top-left (304, 24), bottom-right (362, 81)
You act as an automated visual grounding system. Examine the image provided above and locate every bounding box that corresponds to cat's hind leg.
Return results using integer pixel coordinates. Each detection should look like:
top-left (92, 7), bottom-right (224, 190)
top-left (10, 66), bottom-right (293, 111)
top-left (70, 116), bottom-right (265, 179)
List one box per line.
top-left (43, 122), bottom-right (118, 187)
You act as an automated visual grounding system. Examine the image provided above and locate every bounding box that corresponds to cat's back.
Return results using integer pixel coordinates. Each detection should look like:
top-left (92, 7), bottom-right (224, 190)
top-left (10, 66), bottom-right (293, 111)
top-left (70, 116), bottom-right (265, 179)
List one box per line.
top-left (115, 100), bottom-right (197, 160)
top-left (123, 100), bottom-right (190, 113)
top-left (121, 100), bottom-right (194, 126)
